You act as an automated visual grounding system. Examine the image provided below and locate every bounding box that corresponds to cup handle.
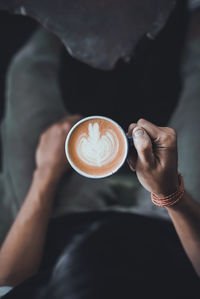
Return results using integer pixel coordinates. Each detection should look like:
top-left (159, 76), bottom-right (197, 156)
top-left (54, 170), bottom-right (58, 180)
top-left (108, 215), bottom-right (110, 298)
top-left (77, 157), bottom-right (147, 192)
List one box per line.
top-left (127, 136), bottom-right (134, 148)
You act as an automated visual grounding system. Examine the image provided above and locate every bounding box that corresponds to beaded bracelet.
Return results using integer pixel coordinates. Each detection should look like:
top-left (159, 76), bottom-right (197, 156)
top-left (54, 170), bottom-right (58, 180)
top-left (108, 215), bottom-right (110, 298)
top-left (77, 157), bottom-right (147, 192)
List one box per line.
top-left (151, 174), bottom-right (184, 207)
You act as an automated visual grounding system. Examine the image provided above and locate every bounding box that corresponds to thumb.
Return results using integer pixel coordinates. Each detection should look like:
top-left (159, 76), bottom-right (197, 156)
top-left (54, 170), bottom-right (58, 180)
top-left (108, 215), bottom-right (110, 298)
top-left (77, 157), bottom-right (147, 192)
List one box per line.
top-left (132, 127), bottom-right (154, 167)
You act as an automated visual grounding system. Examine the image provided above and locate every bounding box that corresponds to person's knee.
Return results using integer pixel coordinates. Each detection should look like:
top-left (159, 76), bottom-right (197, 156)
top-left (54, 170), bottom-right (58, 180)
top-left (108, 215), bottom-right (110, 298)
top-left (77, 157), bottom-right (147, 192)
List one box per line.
top-left (6, 49), bottom-right (49, 92)
top-left (6, 48), bottom-right (32, 84)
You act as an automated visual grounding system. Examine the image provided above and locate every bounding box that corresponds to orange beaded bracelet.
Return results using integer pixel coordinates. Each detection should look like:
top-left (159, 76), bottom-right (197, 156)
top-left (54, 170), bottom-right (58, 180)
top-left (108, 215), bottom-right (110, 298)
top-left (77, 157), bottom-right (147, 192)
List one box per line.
top-left (151, 174), bottom-right (184, 207)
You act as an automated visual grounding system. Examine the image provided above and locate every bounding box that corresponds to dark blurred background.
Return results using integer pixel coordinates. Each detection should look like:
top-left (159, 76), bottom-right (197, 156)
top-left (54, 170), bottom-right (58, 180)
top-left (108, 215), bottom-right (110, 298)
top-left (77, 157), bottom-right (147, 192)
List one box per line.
top-left (0, 0), bottom-right (187, 131)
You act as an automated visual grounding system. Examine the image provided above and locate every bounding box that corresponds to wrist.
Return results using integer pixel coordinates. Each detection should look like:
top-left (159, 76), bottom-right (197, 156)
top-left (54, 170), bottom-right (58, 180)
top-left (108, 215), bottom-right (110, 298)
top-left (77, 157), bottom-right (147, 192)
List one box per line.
top-left (33, 167), bottom-right (60, 197)
top-left (34, 166), bottom-right (61, 184)
top-left (154, 173), bottom-right (180, 198)
top-left (23, 167), bottom-right (59, 213)
top-left (151, 174), bottom-right (184, 208)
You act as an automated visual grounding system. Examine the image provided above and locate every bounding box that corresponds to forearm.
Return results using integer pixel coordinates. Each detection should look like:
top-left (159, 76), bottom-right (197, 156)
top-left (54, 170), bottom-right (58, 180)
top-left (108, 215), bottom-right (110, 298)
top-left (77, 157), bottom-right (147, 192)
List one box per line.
top-left (127, 118), bottom-right (200, 277)
top-left (166, 192), bottom-right (200, 277)
top-left (0, 168), bottom-right (58, 286)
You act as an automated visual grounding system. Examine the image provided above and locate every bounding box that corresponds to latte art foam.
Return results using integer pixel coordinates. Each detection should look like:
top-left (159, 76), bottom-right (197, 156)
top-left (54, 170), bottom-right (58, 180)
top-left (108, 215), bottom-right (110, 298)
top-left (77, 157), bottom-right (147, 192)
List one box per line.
top-left (76, 123), bottom-right (119, 167)
top-left (66, 117), bottom-right (128, 178)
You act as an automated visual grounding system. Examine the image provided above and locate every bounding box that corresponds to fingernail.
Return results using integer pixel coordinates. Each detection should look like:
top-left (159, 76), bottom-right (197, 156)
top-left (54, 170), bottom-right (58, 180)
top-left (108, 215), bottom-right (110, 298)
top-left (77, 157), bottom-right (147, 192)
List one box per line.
top-left (133, 129), bottom-right (144, 138)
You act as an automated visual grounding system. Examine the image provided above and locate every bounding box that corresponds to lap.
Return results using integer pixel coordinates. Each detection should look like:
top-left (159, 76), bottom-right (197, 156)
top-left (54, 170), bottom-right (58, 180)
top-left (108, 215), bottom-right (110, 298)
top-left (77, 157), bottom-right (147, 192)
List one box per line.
top-left (1, 32), bottom-right (200, 227)
top-left (1, 29), bottom-right (67, 207)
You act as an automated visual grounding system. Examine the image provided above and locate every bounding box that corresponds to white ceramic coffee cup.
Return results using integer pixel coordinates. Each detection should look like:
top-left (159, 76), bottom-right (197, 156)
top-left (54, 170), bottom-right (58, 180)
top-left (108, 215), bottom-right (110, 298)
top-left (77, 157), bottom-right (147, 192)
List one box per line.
top-left (65, 116), bottom-right (129, 179)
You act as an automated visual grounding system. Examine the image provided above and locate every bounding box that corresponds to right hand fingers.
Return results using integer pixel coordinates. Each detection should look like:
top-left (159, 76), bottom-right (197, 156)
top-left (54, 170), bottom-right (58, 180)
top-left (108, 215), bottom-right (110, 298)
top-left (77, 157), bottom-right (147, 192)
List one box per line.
top-left (132, 126), bottom-right (155, 168)
top-left (127, 123), bottom-right (137, 171)
top-left (127, 119), bottom-right (178, 196)
top-left (127, 122), bottom-right (155, 171)
top-left (127, 119), bottom-right (177, 170)
top-left (137, 119), bottom-right (177, 146)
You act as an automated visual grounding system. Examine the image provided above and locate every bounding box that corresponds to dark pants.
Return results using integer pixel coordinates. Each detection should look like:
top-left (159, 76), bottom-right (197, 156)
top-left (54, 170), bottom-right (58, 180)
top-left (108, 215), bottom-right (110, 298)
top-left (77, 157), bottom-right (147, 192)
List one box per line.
top-left (1, 29), bottom-right (200, 244)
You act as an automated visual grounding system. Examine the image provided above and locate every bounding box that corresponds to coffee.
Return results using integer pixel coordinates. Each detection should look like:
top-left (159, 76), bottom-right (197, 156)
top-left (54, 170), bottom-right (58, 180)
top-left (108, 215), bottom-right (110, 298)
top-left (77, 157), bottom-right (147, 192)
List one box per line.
top-left (66, 116), bottom-right (128, 178)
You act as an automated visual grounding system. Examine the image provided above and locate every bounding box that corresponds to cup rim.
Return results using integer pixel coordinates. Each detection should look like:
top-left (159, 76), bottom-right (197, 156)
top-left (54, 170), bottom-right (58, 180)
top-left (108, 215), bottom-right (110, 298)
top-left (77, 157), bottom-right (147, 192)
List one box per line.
top-left (65, 115), bottom-right (128, 179)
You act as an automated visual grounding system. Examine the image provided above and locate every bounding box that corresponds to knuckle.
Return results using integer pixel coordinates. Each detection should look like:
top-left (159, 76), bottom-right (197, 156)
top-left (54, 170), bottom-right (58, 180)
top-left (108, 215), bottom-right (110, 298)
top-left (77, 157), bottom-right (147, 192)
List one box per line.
top-left (63, 122), bottom-right (70, 130)
top-left (161, 135), bottom-right (172, 146)
top-left (166, 127), bottom-right (177, 137)
top-left (52, 124), bottom-right (61, 133)
top-left (137, 118), bottom-right (146, 126)
top-left (161, 127), bottom-right (177, 146)
top-left (128, 123), bottom-right (136, 132)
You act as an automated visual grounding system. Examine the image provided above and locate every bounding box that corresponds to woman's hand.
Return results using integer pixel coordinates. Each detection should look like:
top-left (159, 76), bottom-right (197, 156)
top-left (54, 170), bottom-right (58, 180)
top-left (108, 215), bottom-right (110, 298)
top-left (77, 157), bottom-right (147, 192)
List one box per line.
top-left (127, 119), bottom-right (179, 197)
top-left (36, 114), bottom-right (81, 180)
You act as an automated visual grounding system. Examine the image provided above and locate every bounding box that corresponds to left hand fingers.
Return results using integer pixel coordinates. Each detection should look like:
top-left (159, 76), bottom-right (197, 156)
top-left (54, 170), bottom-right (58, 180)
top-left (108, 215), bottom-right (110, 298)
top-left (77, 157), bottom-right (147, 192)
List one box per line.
top-left (59, 114), bottom-right (82, 130)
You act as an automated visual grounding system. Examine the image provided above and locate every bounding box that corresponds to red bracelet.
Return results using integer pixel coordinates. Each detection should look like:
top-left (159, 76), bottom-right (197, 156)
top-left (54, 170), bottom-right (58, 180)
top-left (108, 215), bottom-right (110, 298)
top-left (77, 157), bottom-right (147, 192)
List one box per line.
top-left (151, 174), bottom-right (184, 207)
